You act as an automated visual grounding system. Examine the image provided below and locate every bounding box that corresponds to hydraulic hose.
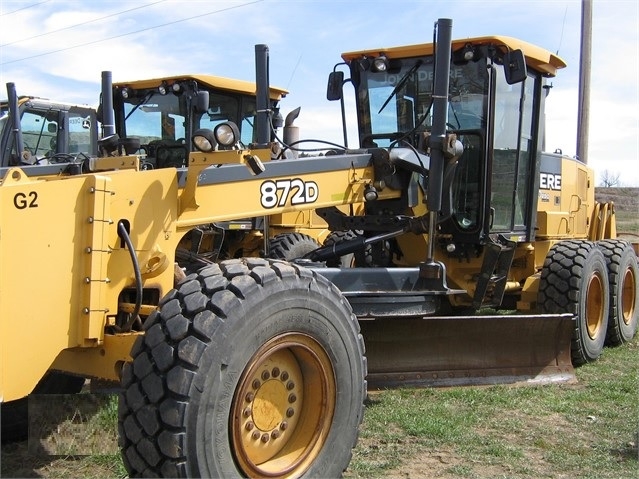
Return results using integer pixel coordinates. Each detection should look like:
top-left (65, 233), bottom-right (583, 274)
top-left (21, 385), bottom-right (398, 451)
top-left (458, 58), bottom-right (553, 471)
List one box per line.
top-left (306, 228), bottom-right (407, 263)
top-left (118, 221), bottom-right (143, 331)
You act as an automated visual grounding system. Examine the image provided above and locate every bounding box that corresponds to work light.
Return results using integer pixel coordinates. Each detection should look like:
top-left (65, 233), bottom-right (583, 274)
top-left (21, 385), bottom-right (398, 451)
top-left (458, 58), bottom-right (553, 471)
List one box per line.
top-left (192, 129), bottom-right (217, 153)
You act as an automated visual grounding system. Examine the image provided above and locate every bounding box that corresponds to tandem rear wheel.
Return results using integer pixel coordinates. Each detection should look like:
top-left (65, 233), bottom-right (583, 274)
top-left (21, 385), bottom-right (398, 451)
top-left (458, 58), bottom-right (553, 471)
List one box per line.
top-left (598, 239), bottom-right (639, 345)
top-left (538, 240), bottom-right (610, 365)
top-left (118, 258), bottom-right (366, 478)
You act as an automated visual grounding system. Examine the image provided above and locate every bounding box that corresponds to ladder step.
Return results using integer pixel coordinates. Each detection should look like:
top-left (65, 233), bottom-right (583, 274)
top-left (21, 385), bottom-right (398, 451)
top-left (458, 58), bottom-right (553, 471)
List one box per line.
top-left (472, 237), bottom-right (516, 308)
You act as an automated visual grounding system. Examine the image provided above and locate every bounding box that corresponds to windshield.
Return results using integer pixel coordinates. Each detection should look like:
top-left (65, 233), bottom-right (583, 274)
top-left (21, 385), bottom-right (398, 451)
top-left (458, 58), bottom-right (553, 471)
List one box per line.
top-left (119, 86), bottom-right (262, 168)
top-left (122, 90), bottom-right (259, 147)
top-left (357, 56), bottom-right (489, 147)
top-left (123, 92), bottom-right (186, 143)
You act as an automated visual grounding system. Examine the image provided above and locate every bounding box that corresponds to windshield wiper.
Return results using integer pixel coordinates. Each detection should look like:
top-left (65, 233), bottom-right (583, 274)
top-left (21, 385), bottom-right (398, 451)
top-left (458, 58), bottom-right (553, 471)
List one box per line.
top-left (124, 91), bottom-right (155, 121)
top-left (378, 60), bottom-right (423, 114)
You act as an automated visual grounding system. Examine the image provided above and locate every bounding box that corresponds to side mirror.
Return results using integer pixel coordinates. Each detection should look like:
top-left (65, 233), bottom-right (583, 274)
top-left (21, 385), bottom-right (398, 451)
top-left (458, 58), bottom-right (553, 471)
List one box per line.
top-left (503, 49), bottom-right (527, 85)
top-left (326, 71), bottom-right (344, 101)
top-left (194, 90), bottom-right (210, 113)
top-left (96, 103), bottom-right (103, 124)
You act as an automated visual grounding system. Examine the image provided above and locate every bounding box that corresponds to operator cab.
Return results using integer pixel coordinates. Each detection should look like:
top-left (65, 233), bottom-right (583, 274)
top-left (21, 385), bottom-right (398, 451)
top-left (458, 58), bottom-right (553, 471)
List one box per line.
top-left (332, 36), bottom-right (565, 251)
top-left (0, 97), bottom-right (97, 168)
top-left (111, 75), bottom-right (287, 169)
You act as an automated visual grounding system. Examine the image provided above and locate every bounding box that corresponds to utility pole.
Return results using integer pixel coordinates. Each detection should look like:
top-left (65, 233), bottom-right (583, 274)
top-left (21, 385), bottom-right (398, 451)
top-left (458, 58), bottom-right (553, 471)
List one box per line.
top-left (577, 0), bottom-right (592, 164)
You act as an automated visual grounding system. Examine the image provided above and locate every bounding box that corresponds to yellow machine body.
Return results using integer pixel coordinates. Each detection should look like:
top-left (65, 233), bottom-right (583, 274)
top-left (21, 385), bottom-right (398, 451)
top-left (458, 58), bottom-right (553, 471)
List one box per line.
top-left (0, 148), bottom-right (388, 401)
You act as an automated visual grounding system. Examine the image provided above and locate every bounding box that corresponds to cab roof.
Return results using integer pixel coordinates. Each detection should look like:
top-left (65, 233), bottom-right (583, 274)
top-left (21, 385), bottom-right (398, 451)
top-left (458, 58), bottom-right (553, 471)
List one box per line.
top-left (341, 35), bottom-right (567, 77)
top-left (113, 74), bottom-right (288, 100)
top-left (0, 96), bottom-right (94, 110)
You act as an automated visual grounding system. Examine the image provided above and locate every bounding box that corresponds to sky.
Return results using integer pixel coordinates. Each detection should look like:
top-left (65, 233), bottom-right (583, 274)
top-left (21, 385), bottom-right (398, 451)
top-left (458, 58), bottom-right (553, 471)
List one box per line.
top-left (1, 0), bottom-right (638, 186)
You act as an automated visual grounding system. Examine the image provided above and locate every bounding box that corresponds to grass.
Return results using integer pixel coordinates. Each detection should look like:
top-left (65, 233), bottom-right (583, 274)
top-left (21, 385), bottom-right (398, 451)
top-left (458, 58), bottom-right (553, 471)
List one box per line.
top-left (1, 394), bottom-right (126, 479)
top-left (344, 335), bottom-right (639, 479)
top-left (597, 186), bottom-right (639, 237)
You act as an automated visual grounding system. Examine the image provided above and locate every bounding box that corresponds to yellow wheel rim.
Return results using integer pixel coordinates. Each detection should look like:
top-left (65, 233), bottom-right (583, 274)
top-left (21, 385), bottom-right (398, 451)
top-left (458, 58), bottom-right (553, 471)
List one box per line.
top-left (621, 266), bottom-right (637, 326)
top-left (231, 333), bottom-right (336, 478)
top-left (586, 271), bottom-right (606, 339)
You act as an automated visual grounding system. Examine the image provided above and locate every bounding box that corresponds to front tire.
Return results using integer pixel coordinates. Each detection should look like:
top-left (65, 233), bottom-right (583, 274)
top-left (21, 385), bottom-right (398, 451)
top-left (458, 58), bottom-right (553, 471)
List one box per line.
top-left (538, 240), bottom-right (610, 365)
top-left (268, 233), bottom-right (320, 260)
top-left (119, 258), bottom-right (366, 478)
top-left (598, 239), bottom-right (638, 345)
top-left (323, 230), bottom-right (360, 267)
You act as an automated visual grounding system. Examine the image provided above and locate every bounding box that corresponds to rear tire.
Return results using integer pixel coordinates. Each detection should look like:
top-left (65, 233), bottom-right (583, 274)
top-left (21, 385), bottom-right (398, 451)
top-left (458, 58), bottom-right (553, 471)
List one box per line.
top-left (598, 239), bottom-right (639, 345)
top-left (268, 233), bottom-right (320, 260)
top-left (538, 240), bottom-right (610, 365)
top-left (118, 258), bottom-right (366, 478)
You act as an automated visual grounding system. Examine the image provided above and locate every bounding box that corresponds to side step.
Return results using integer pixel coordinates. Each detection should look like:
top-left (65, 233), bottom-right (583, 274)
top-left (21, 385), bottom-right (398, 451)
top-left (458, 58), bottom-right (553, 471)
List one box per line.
top-left (473, 236), bottom-right (517, 309)
top-left (361, 313), bottom-right (576, 389)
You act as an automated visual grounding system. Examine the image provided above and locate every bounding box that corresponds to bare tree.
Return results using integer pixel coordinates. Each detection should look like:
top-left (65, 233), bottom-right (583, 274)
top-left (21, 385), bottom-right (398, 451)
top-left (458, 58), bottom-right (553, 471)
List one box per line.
top-left (600, 169), bottom-right (621, 187)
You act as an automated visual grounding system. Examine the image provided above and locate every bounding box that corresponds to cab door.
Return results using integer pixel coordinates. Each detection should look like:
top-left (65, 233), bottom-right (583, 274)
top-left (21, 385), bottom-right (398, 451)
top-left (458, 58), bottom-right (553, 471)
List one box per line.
top-left (488, 70), bottom-right (540, 240)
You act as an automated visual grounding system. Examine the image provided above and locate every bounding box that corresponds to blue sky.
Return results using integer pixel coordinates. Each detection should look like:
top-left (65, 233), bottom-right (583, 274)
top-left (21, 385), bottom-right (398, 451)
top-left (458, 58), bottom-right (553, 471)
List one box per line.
top-left (1, 0), bottom-right (638, 186)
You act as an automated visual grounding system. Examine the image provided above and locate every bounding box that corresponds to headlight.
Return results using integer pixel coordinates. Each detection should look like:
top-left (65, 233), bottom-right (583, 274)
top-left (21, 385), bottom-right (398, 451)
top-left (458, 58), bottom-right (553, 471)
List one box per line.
top-left (214, 122), bottom-right (240, 147)
top-left (372, 54), bottom-right (388, 72)
top-left (192, 129), bottom-right (216, 153)
top-left (98, 134), bottom-right (120, 157)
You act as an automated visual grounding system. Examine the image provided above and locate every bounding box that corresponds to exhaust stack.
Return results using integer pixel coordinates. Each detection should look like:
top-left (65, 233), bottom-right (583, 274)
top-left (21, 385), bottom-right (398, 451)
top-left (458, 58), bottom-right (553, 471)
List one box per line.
top-left (100, 71), bottom-right (116, 138)
top-left (6, 82), bottom-right (25, 163)
top-left (254, 44), bottom-right (270, 149)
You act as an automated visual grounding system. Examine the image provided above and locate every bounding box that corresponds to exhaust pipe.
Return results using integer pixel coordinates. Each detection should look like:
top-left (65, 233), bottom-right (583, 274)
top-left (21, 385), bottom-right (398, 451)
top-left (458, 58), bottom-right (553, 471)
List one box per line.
top-left (100, 71), bottom-right (116, 138)
top-left (283, 107), bottom-right (301, 158)
top-left (254, 44), bottom-right (270, 149)
top-left (6, 82), bottom-right (25, 163)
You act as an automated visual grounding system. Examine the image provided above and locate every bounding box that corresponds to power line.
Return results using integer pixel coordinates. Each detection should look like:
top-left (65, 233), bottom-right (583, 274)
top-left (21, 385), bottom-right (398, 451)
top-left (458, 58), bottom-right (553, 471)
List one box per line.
top-left (0, 0), bottom-right (51, 16)
top-left (286, 53), bottom-right (303, 90)
top-left (0, 0), bottom-right (167, 48)
top-left (556, 5), bottom-right (568, 56)
top-left (1, 0), bottom-right (264, 66)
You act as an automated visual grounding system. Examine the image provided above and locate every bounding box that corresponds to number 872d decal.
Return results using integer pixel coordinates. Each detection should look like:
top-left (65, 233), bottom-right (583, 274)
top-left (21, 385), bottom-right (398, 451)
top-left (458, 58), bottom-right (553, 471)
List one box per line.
top-left (260, 179), bottom-right (319, 209)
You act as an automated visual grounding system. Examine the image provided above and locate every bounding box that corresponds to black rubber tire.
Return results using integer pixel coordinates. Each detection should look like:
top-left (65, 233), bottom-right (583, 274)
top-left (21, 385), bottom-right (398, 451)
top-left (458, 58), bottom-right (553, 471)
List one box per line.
top-left (323, 230), bottom-right (360, 267)
top-left (322, 230), bottom-right (382, 268)
top-left (118, 257), bottom-right (366, 478)
top-left (537, 240), bottom-right (610, 365)
top-left (268, 232), bottom-right (320, 260)
top-left (598, 239), bottom-right (639, 345)
top-left (1, 372), bottom-right (85, 443)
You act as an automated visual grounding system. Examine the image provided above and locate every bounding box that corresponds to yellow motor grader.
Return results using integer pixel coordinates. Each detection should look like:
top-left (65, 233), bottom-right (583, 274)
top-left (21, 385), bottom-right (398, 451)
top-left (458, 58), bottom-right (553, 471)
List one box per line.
top-left (108, 70), bottom-right (337, 260)
top-left (0, 18), bottom-right (636, 478)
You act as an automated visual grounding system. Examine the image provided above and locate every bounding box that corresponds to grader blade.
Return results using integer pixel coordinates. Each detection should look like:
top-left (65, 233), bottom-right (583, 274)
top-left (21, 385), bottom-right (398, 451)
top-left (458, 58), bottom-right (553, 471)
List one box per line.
top-left (361, 313), bottom-right (575, 389)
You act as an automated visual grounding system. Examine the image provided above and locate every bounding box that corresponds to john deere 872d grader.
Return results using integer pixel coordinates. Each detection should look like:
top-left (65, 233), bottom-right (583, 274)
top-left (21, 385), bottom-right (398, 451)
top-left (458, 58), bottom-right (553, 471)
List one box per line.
top-left (108, 70), bottom-right (335, 258)
top-left (1, 17), bottom-right (636, 478)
